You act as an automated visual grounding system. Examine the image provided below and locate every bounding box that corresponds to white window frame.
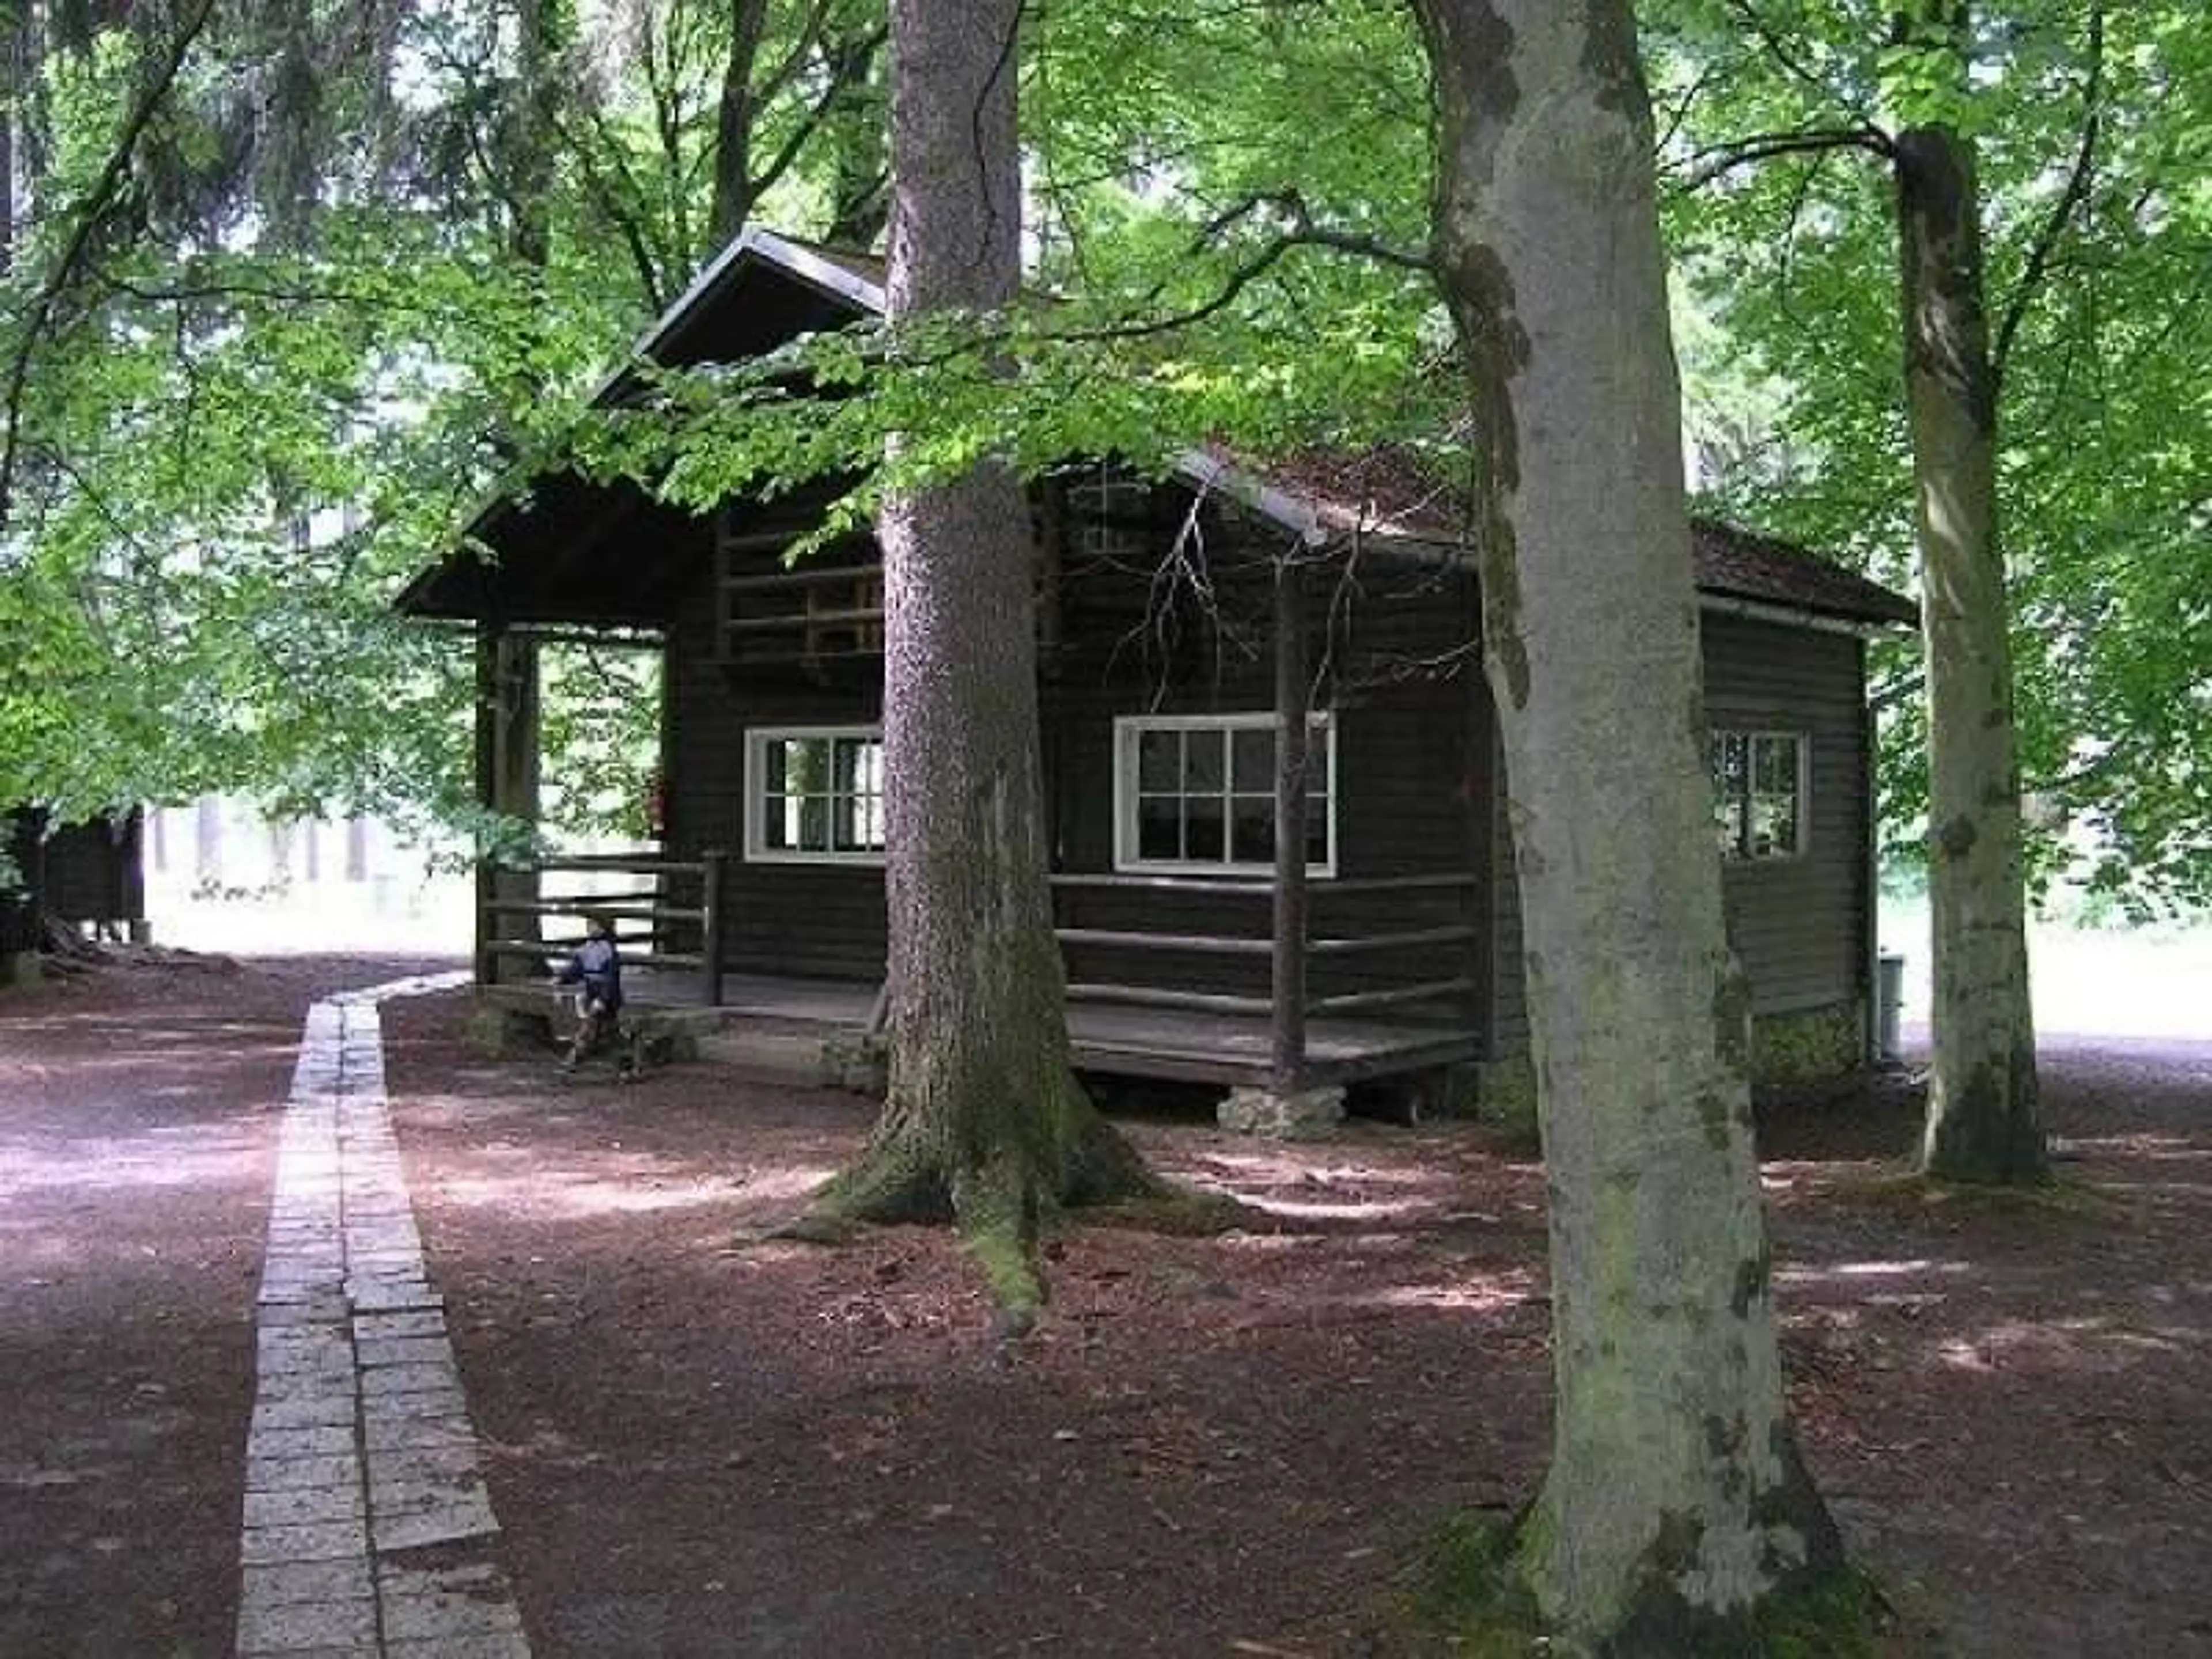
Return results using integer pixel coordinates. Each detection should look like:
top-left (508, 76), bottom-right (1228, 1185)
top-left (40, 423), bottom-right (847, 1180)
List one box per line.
top-left (1710, 728), bottom-right (1810, 862)
top-left (1067, 468), bottom-right (1152, 562)
top-left (1112, 711), bottom-right (1338, 878)
top-left (743, 725), bottom-right (886, 866)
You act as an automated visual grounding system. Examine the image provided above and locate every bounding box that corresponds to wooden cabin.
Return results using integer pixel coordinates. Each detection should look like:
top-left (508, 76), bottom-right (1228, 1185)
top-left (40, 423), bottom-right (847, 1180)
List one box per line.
top-left (3, 807), bottom-right (148, 974)
top-left (397, 230), bottom-right (1916, 1126)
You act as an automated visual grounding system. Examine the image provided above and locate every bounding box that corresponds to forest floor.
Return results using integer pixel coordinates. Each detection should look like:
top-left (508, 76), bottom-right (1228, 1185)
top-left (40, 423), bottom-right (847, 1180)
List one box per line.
top-left (2, 953), bottom-right (2207, 1658)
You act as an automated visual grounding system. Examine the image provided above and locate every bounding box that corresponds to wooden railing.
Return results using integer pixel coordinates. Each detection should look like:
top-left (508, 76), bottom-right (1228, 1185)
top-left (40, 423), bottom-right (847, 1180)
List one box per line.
top-left (1049, 870), bottom-right (1479, 1090)
top-left (478, 850), bottom-right (726, 1006)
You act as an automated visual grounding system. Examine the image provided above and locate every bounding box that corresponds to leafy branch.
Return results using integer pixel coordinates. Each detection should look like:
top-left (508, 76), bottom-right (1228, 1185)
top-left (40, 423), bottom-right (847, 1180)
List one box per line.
top-left (0, 0), bottom-right (221, 530)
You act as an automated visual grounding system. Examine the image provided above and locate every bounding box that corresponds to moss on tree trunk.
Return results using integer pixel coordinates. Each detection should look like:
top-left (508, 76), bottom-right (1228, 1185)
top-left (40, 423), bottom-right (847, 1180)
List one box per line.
top-left (1892, 20), bottom-right (2047, 1184)
top-left (804, 0), bottom-right (1157, 1321)
top-left (1408, 1), bottom-right (1846, 1646)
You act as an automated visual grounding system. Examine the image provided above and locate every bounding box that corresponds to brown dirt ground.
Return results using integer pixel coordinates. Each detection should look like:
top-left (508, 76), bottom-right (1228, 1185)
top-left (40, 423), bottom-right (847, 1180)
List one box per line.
top-left (4, 956), bottom-right (2209, 1657)
top-left (0, 953), bottom-right (451, 1659)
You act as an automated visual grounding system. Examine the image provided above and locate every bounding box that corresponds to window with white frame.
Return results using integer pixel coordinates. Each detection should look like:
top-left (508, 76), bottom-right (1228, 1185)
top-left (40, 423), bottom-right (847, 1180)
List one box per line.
top-left (1067, 467), bottom-right (1152, 561)
top-left (745, 727), bottom-right (884, 862)
top-left (1710, 730), bottom-right (1806, 861)
top-left (1114, 713), bottom-right (1335, 875)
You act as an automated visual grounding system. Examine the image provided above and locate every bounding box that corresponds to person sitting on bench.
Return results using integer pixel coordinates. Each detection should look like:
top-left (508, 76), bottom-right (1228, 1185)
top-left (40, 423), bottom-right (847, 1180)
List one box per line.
top-left (555, 912), bottom-right (626, 1072)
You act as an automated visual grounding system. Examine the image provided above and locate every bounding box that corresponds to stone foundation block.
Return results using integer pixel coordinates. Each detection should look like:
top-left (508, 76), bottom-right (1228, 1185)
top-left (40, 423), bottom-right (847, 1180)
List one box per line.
top-left (1218, 1084), bottom-right (1346, 1139)
top-left (1470, 1056), bottom-right (1540, 1146)
top-left (461, 998), bottom-right (546, 1057)
top-left (823, 1032), bottom-right (888, 1094)
top-left (1751, 1002), bottom-right (1865, 1085)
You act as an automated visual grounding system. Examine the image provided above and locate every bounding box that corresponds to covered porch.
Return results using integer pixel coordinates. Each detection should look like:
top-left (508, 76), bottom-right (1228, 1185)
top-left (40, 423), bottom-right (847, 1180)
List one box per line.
top-left (460, 552), bottom-right (1486, 1127)
top-left (478, 966), bottom-right (1479, 1096)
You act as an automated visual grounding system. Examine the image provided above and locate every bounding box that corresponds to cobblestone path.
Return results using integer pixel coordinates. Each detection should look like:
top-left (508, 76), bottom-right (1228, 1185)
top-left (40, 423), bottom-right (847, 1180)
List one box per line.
top-left (237, 971), bottom-right (531, 1658)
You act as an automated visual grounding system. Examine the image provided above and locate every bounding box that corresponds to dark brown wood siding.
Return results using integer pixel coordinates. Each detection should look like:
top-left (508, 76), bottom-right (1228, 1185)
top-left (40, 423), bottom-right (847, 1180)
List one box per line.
top-left (1044, 532), bottom-right (1486, 1010)
top-left (1484, 611), bottom-right (1872, 1058)
top-left (1706, 616), bottom-right (1870, 1015)
top-left (661, 558), bottom-right (887, 979)
top-left (5, 809), bottom-right (145, 928)
top-left (660, 495), bottom-right (1491, 1004)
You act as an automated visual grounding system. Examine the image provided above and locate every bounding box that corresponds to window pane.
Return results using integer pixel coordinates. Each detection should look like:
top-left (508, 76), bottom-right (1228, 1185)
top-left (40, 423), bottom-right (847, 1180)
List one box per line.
top-left (1305, 793), bottom-right (1330, 868)
top-left (1753, 734), bottom-right (1797, 795)
top-left (1711, 733), bottom-right (1747, 857)
top-left (777, 737), bottom-right (831, 797)
top-left (762, 795), bottom-right (794, 851)
top-left (1137, 796), bottom-right (1181, 861)
top-left (833, 798), bottom-right (867, 852)
top-left (1751, 737), bottom-right (1801, 855)
top-left (763, 739), bottom-right (791, 794)
top-left (832, 738), bottom-right (865, 794)
top-left (1232, 726), bottom-right (1274, 791)
top-left (1186, 793), bottom-right (1226, 861)
top-left (1138, 729), bottom-right (1180, 792)
top-left (797, 795), bottom-right (830, 851)
top-left (1230, 797), bottom-right (1274, 864)
top-left (1183, 728), bottom-right (1226, 792)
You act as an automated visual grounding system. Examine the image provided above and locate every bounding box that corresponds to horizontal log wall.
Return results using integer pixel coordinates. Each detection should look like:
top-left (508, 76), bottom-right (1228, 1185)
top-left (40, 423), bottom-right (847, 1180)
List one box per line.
top-left (661, 493), bottom-right (1495, 1015)
top-left (1486, 612), bottom-right (1871, 1060)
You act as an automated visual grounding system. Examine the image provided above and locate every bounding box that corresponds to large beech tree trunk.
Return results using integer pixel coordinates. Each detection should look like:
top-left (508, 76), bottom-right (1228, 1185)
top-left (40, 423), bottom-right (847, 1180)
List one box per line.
top-left (1893, 7), bottom-right (2046, 1185)
top-left (812, 0), bottom-right (1153, 1306)
top-left (1408, 1), bottom-right (1842, 1645)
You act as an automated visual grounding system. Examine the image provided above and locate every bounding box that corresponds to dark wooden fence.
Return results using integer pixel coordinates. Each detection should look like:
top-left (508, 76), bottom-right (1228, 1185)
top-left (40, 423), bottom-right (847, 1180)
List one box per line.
top-left (477, 850), bottom-right (726, 1005)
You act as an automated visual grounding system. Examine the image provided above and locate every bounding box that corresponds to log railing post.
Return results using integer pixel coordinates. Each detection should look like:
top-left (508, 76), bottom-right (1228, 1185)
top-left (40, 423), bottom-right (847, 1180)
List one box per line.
top-left (1271, 554), bottom-right (1309, 1096)
top-left (700, 849), bottom-right (726, 1007)
top-left (472, 626), bottom-right (498, 986)
top-left (473, 624), bottom-right (543, 985)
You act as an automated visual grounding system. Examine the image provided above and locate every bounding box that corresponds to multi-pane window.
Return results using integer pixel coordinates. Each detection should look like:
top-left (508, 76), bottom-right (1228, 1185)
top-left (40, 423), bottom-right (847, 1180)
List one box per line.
top-left (747, 728), bottom-right (884, 861)
top-left (1710, 730), bottom-right (1805, 861)
top-left (1115, 714), bottom-right (1335, 874)
top-left (1067, 468), bottom-right (1152, 561)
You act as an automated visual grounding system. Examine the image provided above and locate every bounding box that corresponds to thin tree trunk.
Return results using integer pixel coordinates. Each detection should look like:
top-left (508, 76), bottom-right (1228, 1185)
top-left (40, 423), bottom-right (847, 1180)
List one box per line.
top-left (708, 0), bottom-right (771, 246)
top-left (1893, 11), bottom-right (2046, 1184)
top-left (1407, 1), bottom-right (1842, 1645)
top-left (506, 0), bottom-right (563, 270)
top-left (822, 21), bottom-right (888, 247)
top-left (810, 0), bottom-right (1154, 1315)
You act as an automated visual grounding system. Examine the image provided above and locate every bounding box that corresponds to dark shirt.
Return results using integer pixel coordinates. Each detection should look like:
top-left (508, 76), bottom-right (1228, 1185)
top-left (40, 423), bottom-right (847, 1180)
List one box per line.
top-left (557, 935), bottom-right (624, 1012)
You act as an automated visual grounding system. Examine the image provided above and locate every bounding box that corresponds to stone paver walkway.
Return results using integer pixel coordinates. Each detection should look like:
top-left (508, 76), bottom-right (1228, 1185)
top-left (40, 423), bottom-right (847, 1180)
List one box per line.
top-left (238, 971), bottom-right (531, 1658)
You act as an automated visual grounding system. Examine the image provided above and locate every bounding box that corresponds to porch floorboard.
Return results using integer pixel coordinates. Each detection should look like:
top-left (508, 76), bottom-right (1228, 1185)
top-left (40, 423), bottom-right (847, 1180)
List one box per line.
top-left (483, 969), bottom-right (1478, 1088)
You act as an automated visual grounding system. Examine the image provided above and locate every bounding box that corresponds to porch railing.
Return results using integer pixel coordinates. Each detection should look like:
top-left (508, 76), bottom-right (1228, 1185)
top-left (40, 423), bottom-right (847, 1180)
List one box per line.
top-left (478, 850), bottom-right (726, 1006)
top-left (1050, 869), bottom-right (1479, 1090)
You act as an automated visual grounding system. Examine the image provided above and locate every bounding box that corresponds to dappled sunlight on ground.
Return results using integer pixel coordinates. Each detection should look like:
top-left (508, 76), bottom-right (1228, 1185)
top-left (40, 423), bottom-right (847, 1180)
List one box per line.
top-left (1359, 1274), bottom-right (1541, 1315)
top-left (339, 984), bottom-right (2212, 1657)
top-left (0, 1122), bottom-right (263, 1202)
top-left (1775, 1256), bottom-right (1974, 1287)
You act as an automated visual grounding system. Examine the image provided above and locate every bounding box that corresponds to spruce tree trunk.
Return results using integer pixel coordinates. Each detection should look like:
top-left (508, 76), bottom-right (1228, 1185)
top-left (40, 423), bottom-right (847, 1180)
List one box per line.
top-left (813, 0), bottom-right (1153, 1308)
top-left (1893, 78), bottom-right (2046, 1183)
top-left (1407, 1), bottom-right (1841, 1645)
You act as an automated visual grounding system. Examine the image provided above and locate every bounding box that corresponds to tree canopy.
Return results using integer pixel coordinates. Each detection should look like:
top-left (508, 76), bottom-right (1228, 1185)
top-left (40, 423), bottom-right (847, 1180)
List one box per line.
top-left (1, 0), bottom-right (2204, 908)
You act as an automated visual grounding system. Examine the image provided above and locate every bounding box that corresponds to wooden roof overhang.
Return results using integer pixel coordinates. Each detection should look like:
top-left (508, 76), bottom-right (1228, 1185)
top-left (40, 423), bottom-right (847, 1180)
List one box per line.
top-left (393, 229), bottom-right (891, 632)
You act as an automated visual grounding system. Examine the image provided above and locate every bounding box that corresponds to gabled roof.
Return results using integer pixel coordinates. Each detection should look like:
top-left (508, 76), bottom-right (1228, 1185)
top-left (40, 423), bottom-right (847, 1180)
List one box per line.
top-left (401, 226), bottom-right (1918, 634)
top-left (1220, 442), bottom-right (1920, 630)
